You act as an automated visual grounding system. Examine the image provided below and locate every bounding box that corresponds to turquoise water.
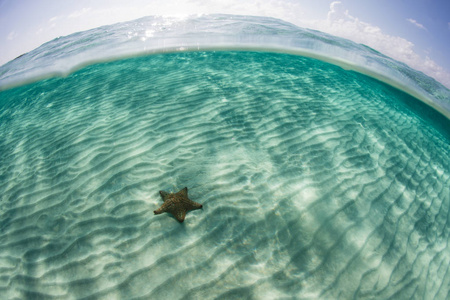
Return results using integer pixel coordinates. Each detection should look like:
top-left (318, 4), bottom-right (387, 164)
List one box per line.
top-left (0, 51), bottom-right (449, 299)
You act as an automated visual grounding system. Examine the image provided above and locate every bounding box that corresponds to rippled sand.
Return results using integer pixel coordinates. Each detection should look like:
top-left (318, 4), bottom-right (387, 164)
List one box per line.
top-left (0, 52), bottom-right (449, 299)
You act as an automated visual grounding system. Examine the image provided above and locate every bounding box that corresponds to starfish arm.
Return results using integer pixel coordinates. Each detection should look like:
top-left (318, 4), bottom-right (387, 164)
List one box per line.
top-left (154, 200), bottom-right (173, 215)
top-left (184, 198), bottom-right (202, 210)
top-left (175, 209), bottom-right (186, 222)
top-left (191, 201), bottom-right (203, 210)
top-left (180, 187), bottom-right (188, 197)
top-left (159, 190), bottom-right (169, 200)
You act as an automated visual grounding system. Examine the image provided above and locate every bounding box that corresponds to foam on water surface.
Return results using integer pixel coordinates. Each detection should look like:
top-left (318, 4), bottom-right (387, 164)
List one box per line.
top-left (0, 51), bottom-right (449, 299)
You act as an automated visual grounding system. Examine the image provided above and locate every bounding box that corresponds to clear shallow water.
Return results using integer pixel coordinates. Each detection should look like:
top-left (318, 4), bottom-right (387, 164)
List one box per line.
top-left (0, 51), bottom-right (449, 299)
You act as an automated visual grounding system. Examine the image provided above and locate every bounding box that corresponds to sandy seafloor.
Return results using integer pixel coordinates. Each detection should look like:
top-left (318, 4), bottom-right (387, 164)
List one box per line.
top-left (0, 51), bottom-right (449, 299)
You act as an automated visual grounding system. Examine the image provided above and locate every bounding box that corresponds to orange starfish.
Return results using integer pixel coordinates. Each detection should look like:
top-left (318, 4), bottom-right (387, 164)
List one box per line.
top-left (154, 187), bottom-right (203, 222)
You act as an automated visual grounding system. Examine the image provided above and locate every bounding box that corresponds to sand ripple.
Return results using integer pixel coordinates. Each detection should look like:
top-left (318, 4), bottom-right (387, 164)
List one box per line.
top-left (0, 52), bottom-right (449, 299)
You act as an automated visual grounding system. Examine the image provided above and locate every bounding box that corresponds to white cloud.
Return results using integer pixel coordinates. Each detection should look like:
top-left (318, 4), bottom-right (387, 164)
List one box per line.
top-left (407, 18), bottom-right (426, 30)
top-left (327, 1), bottom-right (345, 22)
top-left (300, 1), bottom-right (450, 88)
top-left (305, 2), bottom-right (417, 62)
top-left (7, 31), bottom-right (16, 40)
top-left (68, 7), bottom-right (92, 19)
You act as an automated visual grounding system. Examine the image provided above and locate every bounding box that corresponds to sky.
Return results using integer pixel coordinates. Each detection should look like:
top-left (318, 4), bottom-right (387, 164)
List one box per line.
top-left (1, 0), bottom-right (450, 88)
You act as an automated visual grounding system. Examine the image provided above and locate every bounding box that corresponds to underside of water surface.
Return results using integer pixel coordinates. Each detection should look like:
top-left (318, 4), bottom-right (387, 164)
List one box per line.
top-left (0, 51), bottom-right (449, 299)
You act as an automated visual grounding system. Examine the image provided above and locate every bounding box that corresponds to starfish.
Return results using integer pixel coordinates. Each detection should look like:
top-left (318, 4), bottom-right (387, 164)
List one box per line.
top-left (154, 187), bottom-right (202, 222)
